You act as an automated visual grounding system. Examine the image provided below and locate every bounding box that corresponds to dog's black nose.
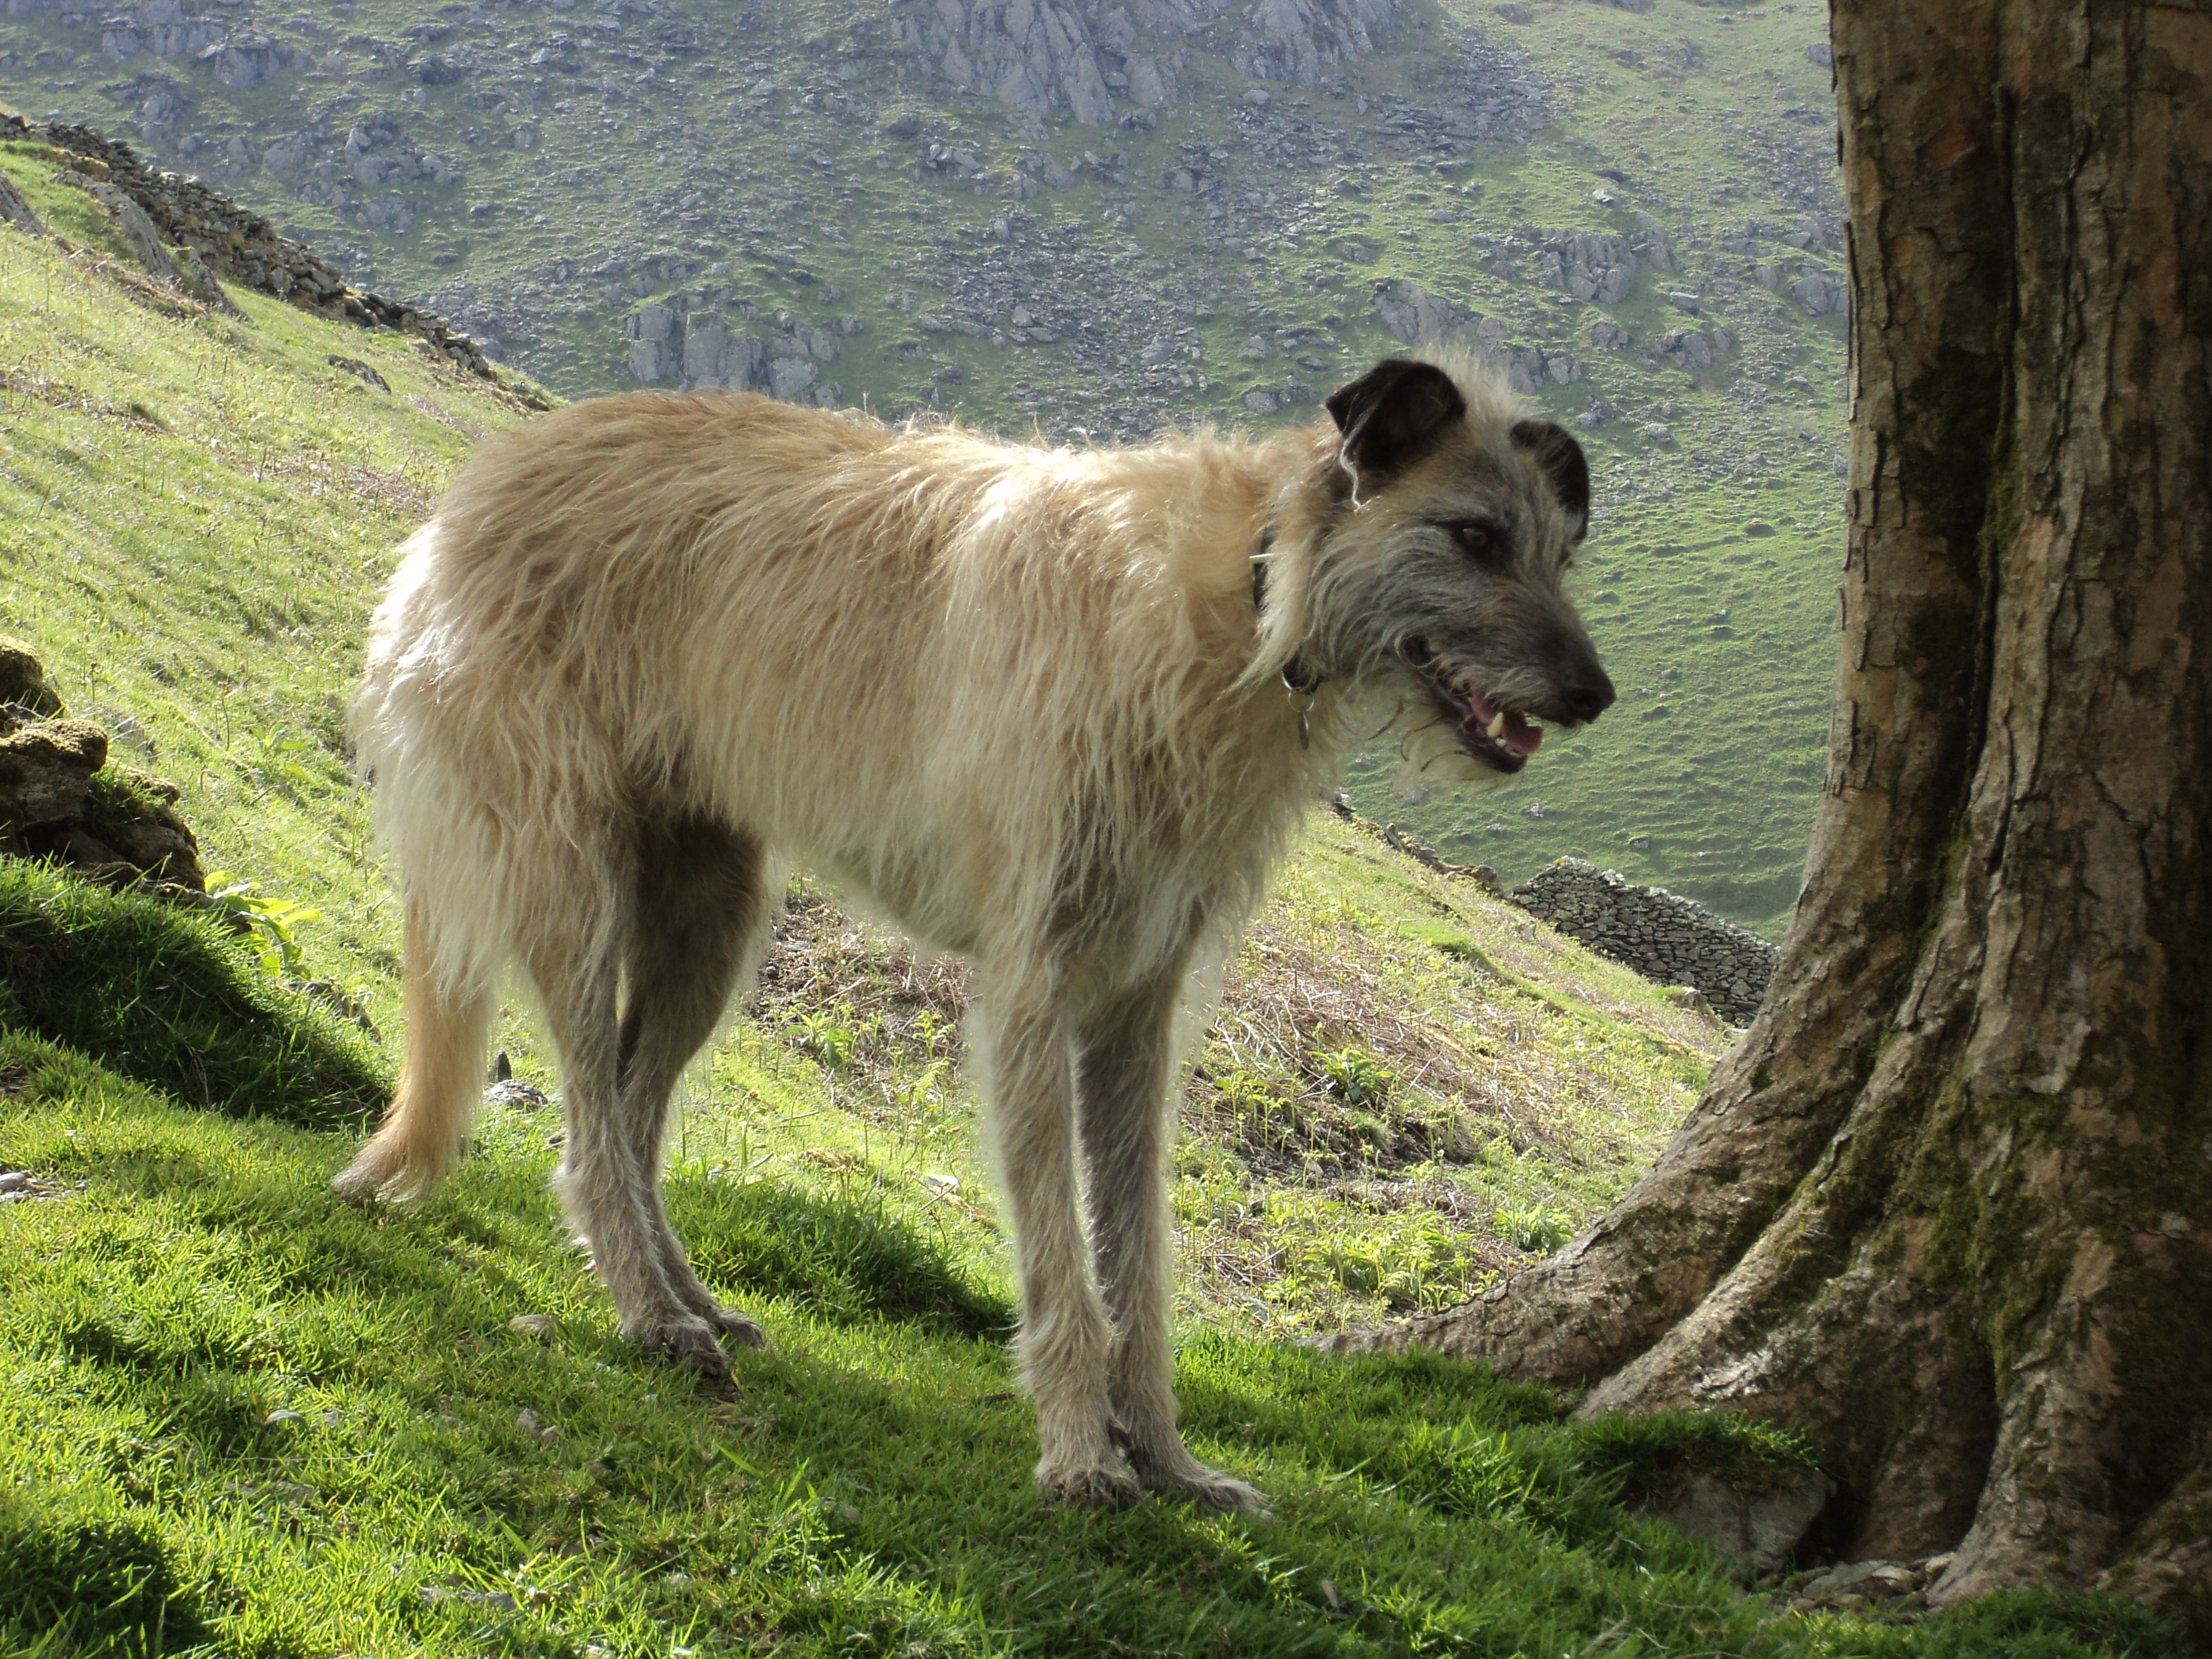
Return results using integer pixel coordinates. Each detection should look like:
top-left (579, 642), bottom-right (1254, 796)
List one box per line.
top-left (1561, 666), bottom-right (1616, 724)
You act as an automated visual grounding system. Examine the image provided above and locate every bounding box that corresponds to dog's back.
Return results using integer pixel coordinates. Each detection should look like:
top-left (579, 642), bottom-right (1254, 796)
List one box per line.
top-left (356, 390), bottom-right (1299, 1006)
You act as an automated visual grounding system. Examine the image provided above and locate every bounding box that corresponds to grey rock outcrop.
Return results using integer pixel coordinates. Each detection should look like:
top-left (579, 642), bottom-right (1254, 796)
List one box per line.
top-left (1231, 0), bottom-right (1395, 86)
top-left (1787, 268), bottom-right (1849, 317)
top-left (624, 296), bottom-right (849, 404)
top-left (890, 0), bottom-right (1396, 127)
top-left (1656, 325), bottom-right (1736, 372)
top-left (1511, 858), bottom-right (1779, 1026)
top-left (1, 114), bottom-right (516, 390)
top-left (1371, 279), bottom-right (1584, 393)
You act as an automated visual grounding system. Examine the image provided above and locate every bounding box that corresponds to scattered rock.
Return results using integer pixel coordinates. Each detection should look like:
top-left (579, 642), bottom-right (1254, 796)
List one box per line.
top-left (1650, 1467), bottom-right (1833, 1582)
top-left (484, 1077), bottom-right (551, 1110)
top-left (1787, 1555), bottom-right (1947, 1612)
top-left (327, 355), bottom-right (390, 393)
top-left (0, 1170), bottom-right (77, 1203)
top-left (0, 646), bottom-right (207, 899)
top-left (509, 1313), bottom-right (557, 1340)
top-left (515, 1407), bottom-right (559, 1443)
top-left (421, 1585), bottom-right (519, 1613)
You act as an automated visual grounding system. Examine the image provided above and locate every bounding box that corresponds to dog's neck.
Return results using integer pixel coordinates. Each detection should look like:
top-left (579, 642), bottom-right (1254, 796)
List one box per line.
top-left (1249, 526), bottom-right (1324, 711)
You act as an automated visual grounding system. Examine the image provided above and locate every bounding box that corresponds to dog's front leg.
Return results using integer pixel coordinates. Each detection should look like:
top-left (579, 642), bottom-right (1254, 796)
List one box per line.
top-left (979, 966), bottom-right (1135, 1509)
top-left (1078, 979), bottom-right (1272, 1520)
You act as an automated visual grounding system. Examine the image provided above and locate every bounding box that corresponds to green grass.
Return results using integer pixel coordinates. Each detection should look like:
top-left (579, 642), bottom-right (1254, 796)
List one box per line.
top-left (0, 862), bottom-right (384, 1130)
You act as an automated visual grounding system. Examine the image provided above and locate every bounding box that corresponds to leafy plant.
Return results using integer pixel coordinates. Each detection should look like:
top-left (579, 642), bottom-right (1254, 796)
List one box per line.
top-left (204, 870), bottom-right (321, 978)
top-left (1311, 1044), bottom-right (1392, 1108)
top-left (791, 1009), bottom-right (857, 1071)
top-left (1498, 1204), bottom-right (1575, 1255)
top-left (884, 1058), bottom-right (951, 1115)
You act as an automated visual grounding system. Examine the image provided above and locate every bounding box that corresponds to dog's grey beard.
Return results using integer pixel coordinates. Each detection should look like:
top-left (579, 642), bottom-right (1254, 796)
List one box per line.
top-left (1392, 711), bottom-right (1514, 799)
top-left (1332, 676), bottom-right (1515, 802)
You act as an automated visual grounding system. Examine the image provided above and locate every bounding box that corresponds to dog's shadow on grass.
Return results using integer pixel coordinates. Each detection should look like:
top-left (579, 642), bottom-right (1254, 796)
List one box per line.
top-left (1, 1064), bottom-right (1792, 1658)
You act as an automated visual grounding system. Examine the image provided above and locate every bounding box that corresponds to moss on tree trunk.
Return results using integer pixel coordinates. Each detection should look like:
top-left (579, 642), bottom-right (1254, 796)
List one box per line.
top-left (1326, 1), bottom-right (2212, 1632)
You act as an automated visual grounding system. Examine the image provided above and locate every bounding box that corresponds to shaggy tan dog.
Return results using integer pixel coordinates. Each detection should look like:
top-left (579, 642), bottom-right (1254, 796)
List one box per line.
top-left (334, 353), bottom-right (1613, 1516)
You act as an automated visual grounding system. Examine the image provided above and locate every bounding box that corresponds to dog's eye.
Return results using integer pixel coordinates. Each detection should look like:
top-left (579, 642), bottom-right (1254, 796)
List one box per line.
top-left (1446, 520), bottom-right (1504, 563)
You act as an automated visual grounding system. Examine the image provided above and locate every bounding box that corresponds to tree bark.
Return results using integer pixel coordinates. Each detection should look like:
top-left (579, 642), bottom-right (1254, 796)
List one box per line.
top-left (1324, 1), bottom-right (2212, 1627)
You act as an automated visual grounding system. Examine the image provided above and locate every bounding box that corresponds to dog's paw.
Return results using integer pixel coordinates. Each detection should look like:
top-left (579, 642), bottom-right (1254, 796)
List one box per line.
top-left (1129, 1446), bottom-right (1273, 1521)
top-left (330, 1147), bottom-right (418, 1206)
top-left (634, 1315), bottom-right (731, 1380)
top-left (1035, 1457), bottom-right (1142, 1511)
top-left (707, 1306), bottom-right (769, 1349)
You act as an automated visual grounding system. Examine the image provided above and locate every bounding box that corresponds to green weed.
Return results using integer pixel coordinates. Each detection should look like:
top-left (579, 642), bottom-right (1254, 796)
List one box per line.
top-left (203, 871), bottom-right (322, 980)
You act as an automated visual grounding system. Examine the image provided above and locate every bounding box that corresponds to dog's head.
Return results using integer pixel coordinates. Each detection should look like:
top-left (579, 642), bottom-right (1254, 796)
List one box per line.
top-left (1261, 354), bottom-right (1615, 778)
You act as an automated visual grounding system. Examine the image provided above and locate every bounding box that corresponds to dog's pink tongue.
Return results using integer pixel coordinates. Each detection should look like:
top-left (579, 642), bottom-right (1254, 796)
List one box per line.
top-left (1503, 712), bottom-right (1544, 755)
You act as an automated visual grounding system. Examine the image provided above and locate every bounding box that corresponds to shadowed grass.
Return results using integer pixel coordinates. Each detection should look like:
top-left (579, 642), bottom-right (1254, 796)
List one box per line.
top-left (0, 860), bottom-right (387, 1129)
top-left (0, 1498), bottom-right (210, 1658)
top-left (671, 1175), bottom-right (1014, 1339)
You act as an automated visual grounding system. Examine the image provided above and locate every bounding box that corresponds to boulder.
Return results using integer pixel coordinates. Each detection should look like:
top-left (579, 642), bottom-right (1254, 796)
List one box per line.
top-left (75, 765), bottom-right (204, 889)
top-left (0, 718), bottom-right (107, 837)
top-left (0, 638), bottom-right (64, 716)
top-left (0, 649), bottom-right (206, 895)
top-left (0, 169), bottom-right (46, 236)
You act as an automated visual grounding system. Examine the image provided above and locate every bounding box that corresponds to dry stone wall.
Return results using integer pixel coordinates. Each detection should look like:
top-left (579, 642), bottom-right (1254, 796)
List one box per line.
top-left (1510, 858), bottom-right (1778, 1026)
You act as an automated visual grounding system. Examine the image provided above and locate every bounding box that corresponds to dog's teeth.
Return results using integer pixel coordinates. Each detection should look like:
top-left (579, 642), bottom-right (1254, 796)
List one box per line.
top-left (1486, 711), bottom-right (1507, 740)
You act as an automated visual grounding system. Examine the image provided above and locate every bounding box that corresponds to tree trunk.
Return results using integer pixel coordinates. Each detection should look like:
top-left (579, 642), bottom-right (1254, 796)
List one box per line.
top-left (1324, 2), bottom-right (2212, 1626)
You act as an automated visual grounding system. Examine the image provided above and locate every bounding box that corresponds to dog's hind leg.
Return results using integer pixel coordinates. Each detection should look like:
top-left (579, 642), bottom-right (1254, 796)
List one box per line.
top-left (333, 899), bottom-right (493, 1202)
top-left (979, 966), bottom-right (1136, 1509)
top-left (1077, 977), bottom-right (1271, 1519)
top-left (526, 837), bottom-right (732, 1378)
top-left (615, 812), bottom-right (775, 1351)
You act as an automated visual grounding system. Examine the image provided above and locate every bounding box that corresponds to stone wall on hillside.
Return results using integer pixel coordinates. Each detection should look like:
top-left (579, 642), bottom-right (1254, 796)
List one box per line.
top-left (1510, 858), bottom-right (1779, 1026)
top-left (0, 112), bottom-right (513, 387)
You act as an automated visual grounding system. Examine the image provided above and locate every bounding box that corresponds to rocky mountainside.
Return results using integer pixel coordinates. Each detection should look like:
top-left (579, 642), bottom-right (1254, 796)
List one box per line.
top-left (0, 0), bottom-right (1849, 933)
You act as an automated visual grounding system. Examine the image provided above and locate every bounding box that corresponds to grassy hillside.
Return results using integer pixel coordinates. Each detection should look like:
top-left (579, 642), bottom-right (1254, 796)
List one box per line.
top-left (0, 0), bottom-right (1848, 933)
top-left (0, 168), bottom-right (2190, 1656)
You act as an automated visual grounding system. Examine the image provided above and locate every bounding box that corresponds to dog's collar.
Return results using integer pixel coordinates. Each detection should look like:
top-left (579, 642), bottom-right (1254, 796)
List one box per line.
top-left (1251, 528), bottom-right (1323, 745)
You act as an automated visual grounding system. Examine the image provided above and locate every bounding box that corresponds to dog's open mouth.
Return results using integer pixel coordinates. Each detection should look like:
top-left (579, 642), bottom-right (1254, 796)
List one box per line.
top-left (1403, 640), bottom-right (1545, 774)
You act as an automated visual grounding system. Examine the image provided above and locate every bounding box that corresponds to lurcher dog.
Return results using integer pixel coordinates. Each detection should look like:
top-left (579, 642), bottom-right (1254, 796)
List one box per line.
top-left (334, 352), bottom-right (1614, 1516)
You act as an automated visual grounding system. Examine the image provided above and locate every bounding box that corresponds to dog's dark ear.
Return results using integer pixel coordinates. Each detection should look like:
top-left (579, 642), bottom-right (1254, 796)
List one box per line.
top-left (1326, 359), bottom-right (1466, 492)
top-left (1511, 419), bottom-right (1591, 544)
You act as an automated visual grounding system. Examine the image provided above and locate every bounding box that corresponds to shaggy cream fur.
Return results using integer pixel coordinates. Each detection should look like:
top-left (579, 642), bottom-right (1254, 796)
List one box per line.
top-left (333, 354), bottom-right (1611, 1516)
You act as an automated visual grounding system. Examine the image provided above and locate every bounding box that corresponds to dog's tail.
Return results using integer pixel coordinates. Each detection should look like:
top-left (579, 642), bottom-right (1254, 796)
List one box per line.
top-left (333, 898), bottom-right (494, 1202)
top-left (335, 523), bottom-right (508, 1203)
